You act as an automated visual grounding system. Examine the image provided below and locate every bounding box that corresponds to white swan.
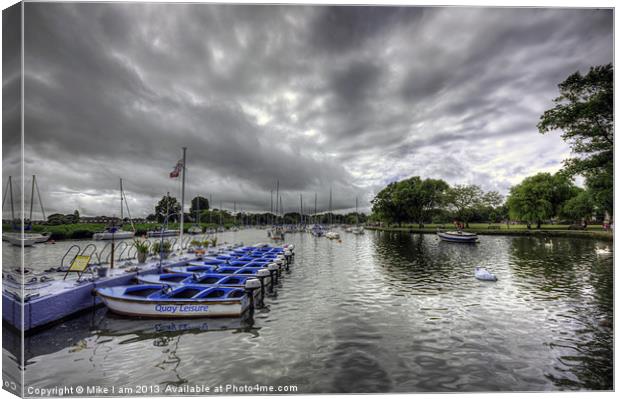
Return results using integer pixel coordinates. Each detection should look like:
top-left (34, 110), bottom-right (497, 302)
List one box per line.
top-left (475, 267), bottom-right (498, 281)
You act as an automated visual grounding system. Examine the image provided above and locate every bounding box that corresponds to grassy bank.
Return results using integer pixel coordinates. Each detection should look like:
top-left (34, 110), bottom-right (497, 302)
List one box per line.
top-left (2, 222), bottom-right (242, 240)
top-left (365, 225), bottom-right (613, 241)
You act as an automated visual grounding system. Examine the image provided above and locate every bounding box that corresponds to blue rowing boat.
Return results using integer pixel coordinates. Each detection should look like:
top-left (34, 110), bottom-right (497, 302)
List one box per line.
top-left (137, 272), bottom-right (256, 287)
top-left (95, 284), bottom-right (255, 318)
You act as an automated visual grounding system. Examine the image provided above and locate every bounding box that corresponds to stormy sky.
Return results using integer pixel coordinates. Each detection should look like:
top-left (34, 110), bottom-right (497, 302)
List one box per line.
top-left (2, 3), bottom-right (613, 218)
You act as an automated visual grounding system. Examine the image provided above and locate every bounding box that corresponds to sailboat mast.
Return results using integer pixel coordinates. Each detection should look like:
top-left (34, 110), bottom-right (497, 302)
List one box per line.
top-left (300, 193), bottom-right (303, 226)
top-left (179, 147), bottom-right (187, 246)
top-left (35, 176), bottom-right (46, 220)
top-left (29, 175), bottom-right (35, 222)
top-left (120, 178), bottom-right (124, 221)
top-left (9, 176), bottom-right (15, 222)
top-left (2, 179), bottom-right (9, 211)
top-left (275, 180), bottom-right (279, 224)
top-left (356, 197), bottom-right (359, 225)
top-left (121, 186), bottom-right (135, 232)
top-left (329, 187), bottom-right (332, 225)
top-left (314, 192), bottom-right (317, 224)
top-left (270, 190), bottom-right (273, 225)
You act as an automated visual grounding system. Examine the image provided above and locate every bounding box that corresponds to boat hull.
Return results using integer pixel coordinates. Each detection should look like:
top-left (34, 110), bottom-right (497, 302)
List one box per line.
top-left (147, 230), bottom-right (180, 238)
top-left (437, 231), bottom-right (478, 243)
top-left (93, 231), bottom-right (135, 240)
top-left (4, 235), bottom-right (36, 246)
top-left (97, 293), bottom-right (249, 318)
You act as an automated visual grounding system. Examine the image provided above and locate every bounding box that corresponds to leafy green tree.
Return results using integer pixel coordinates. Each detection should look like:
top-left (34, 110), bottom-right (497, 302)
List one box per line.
top-left (538, 64), bottom-right (613, 215)
top-left (371, 177), bottom-right (449, 227)
top-left (417, 178), bottom-right (450, 227)
top-left (155, 194), bottom-right (181, 222)
top-left (73, 210), bottom-right (80, 223)
top-left (445, 184), bottom-right (484, 227)
top-left (481, 191), bottom-right (503, 208)
top-left (371, 182), bottom-right (406, 225)
top-left (189, 196), bottom-right (210, 214)
top-left (506, 173), bottom-right (576, 229)
top-left (46, 213), bottom-right (65, 225)
top-left (562, 190), bottom-right (594, 226)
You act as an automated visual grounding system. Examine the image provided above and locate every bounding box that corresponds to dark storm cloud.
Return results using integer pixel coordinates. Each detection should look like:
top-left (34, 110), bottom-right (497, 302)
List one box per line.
top-left (3, 3), bottom-right (612, 217)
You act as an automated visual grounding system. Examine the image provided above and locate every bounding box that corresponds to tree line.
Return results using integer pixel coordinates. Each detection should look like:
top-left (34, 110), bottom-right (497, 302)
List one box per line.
top-left (147, 194), bottom-right (367, 226)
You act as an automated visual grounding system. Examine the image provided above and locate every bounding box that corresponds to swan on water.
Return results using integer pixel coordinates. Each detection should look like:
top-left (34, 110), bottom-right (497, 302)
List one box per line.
top-left (474, 267), bottom-right (497, 281)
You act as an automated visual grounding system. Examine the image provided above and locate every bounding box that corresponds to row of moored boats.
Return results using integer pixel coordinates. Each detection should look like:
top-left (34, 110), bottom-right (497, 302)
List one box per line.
top-left (95, 243), bottom-right (294, 318)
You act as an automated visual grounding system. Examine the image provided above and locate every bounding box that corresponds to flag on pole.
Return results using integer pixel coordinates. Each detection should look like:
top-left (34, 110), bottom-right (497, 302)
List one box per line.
top-left (169, 159), bottom-right (184, 178)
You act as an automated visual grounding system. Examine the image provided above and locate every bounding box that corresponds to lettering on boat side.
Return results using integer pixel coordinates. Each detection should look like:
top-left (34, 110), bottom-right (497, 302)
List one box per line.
top-left (154, 304), bottom-right (209, 313)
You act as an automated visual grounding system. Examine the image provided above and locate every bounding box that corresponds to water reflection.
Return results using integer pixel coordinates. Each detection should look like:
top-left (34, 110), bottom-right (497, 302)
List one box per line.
top-left (2, 230), bottom-right (613, 392)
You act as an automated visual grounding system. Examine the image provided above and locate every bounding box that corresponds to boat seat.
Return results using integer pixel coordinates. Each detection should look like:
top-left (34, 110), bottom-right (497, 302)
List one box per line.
top-left (227, 290), bottom-right (244, 298)
top-left (222, 277), bottom-right (243, 285)
top-left (161, 275), bottom-right (188, 283)
top-left (197, 276), bottom-right (222, 284)
top-left (125, 287), bottom-right (161, 297)
top-left (201, 289), bottom-right (227, 299)
top-left (169, 287), bottom-right (204, 299)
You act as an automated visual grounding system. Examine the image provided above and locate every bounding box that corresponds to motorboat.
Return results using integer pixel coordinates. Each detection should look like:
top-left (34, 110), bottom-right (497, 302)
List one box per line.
top-left (147, 228), bottom-right (180, 238)
top-left (351, 226), bottom-right (365, 235)
top-left (93, 228), bottom-right (135, 240)
top-left (310, 224), bottom-right (325, 237)
top-left (95, 284), bottom-right (252, 318)
top-left (3, 234), bottom-right (36, 247)
top-left (165, 265), bottom-right (220, 274)
top-left (325, 231), bottom-right (340, 239)
top-left (136, 273), bottom-right (269, 299)
top-left (188, 225), bottom-right (203, 234)
top-left (268, 227), bottom-right (285, 240)
top-left (3, 232), bottom-right (50, 244)
top-left (437, 230), bottom-right (478, 243)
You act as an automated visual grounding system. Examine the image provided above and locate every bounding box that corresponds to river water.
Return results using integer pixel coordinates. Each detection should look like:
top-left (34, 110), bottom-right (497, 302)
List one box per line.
top-left (2, 229), bottom-right (614, 393)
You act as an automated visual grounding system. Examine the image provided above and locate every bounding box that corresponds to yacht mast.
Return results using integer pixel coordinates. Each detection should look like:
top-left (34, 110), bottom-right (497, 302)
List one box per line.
top-left (179, 147), bottom-right (187, 246)
top-left (29, 175), bottom-right (35, 222)
top-left (120, 178), bottom-right (124, 221)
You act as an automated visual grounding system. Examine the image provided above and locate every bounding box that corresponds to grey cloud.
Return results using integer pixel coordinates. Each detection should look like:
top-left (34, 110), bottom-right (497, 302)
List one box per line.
top-left (1, 3), bottom-right (612, 217)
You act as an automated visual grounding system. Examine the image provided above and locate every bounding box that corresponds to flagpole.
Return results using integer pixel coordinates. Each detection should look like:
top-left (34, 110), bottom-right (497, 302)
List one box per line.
top-left (180, 147), bottom-right (187, 250)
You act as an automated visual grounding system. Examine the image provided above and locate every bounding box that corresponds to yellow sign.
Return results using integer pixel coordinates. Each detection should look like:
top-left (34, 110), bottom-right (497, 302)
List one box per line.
top-left (68, 255), bottom-right (91, 272)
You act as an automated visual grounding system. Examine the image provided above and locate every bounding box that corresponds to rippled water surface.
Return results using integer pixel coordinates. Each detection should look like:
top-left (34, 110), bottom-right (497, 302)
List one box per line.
top-left (3, 229), bottom-right (614, 393)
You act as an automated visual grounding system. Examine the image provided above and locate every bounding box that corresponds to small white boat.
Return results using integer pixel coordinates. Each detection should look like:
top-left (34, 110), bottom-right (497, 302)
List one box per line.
top-left (188, 225), bottom-right (203, 234)
top-left (4, 234), bottom-right (36, 247)
top-left (351, 226), bottom-right (365, 235)
top-left (147, 229), bottom-right (180, 238)
top-left (474, 267), bottom-right (497, 281)
top-left (437, 231), bottom-right (478, 243)
top-left (93, 230), bottom-right (135, 240)
top-left (595, 247), bottom-right (612, 256)
top-left (325, 231), bottom-right (340, 239)
top-left (268, 227), bottom-right (285, 240)
top-left (29, 233), bottom-right (51, 243)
